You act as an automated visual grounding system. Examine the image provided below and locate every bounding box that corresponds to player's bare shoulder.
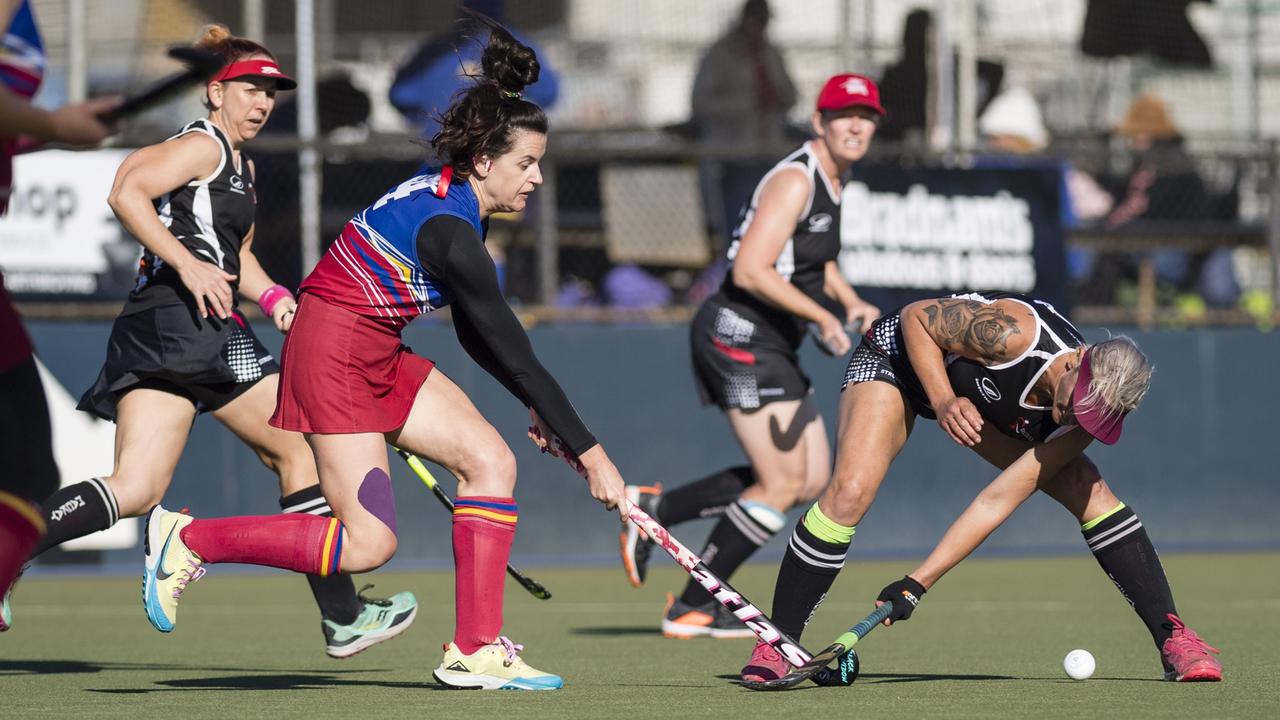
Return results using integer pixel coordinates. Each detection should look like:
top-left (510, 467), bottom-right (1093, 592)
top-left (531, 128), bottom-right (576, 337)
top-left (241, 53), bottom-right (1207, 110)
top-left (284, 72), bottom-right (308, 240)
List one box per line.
top-left (918, 296), bottom-right (1035, 365)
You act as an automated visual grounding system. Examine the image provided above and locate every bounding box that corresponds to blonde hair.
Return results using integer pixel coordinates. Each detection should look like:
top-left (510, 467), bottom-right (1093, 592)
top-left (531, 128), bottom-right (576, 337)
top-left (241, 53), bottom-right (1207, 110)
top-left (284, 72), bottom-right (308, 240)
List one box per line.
top-left (1077, 336), bottom-right (1153, 420)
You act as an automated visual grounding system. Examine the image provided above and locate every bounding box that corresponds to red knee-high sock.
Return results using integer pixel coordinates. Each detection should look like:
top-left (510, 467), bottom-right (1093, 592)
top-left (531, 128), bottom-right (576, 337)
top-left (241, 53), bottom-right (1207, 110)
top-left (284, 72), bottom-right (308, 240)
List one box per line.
top-left (180, 514), bottom-right (344, 576)
top-left (0, 491), bottom-right (45, 593)
top-left (452, 496), bottom-right (517, 654)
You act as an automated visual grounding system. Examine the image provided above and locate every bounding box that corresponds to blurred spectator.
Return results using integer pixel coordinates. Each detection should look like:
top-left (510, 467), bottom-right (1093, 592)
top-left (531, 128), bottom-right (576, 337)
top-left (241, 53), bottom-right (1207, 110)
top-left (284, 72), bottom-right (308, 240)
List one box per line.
top-left (389, 0), bottom-right (559, 138)
top-left (690, 0), bottom-right (798, 242)
top-left (602, 265), bottom-right (673, 310)
top-left (877, 8), bottom-right (1004, 145)
top-left (690, 0), bottom-right (796, 148)
top-left (262, 72), bottom-right (372, 140)
top-left (976, 87), bottom-right (1113, 285)
top-left (1097, 94), bottom-right (1238, 308)
top-left (1081, 0), bottom-right (1212, 68)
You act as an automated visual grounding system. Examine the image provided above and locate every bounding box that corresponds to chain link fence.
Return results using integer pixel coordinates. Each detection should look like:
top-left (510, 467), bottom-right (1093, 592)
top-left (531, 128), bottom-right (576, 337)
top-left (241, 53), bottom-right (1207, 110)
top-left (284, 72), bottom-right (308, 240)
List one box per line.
top-left (15, 0), bottom-right (1280, 326)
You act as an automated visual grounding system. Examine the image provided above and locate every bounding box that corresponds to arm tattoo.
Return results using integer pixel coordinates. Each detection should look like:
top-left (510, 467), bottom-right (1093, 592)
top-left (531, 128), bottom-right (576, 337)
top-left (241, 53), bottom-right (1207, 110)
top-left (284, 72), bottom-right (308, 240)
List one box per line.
top-left (922, 299), bottom-right (1024, 362)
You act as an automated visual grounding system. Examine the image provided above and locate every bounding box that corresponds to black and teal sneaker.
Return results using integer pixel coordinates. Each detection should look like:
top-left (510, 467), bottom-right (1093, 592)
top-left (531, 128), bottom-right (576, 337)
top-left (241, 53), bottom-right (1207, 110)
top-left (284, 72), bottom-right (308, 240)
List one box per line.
top-left (323, 586), bottom-right (418, 658)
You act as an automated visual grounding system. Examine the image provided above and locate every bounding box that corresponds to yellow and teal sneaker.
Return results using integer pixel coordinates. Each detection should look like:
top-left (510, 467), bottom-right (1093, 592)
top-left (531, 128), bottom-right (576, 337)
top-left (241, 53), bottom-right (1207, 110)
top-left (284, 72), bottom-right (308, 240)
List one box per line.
top-left (433, 637), bottom-right (564, 690)
top-left (142, 505), bottom-right (205, 633)
top-left (323, 586), bottom-right (419, 659)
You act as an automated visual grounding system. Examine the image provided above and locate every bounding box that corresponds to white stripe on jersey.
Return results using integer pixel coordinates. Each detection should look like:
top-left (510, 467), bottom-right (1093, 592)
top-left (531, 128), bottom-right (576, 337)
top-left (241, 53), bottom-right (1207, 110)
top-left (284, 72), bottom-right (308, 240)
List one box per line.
top-left (332, 236), bottom-right (393, 316)
top-left (191, 182), bottom-right (225, 268)
top-left (351, 215), bottom-right (431, 314)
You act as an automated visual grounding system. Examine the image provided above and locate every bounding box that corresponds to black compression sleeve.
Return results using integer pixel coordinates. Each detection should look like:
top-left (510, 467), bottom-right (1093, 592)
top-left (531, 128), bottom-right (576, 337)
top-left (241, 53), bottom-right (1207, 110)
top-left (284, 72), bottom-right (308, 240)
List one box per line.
top-left (418, 215), bottom-right (598, 456)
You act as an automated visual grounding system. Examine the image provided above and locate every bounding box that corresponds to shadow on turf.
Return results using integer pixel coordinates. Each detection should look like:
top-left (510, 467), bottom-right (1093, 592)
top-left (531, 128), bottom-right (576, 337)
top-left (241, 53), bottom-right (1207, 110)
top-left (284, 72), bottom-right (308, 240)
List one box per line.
top-left (714, 671), bottom-right (1022, 688)
top-left (714, 672), bottom-right (1162, 688)
top-left (570, 626), bottom-right (659, 636)
top-left (88, 674), bottom-right (438, 692)
top-left (0, 660), bottom-right (379, 679)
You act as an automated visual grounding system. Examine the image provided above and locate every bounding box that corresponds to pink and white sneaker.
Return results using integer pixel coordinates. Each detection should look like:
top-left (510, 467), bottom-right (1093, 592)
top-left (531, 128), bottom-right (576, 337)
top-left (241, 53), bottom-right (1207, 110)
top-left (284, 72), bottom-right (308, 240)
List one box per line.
top-left (741, 640), bottom-right (790, 683)
top-left (1161, 614), bottom-right (1222, 682)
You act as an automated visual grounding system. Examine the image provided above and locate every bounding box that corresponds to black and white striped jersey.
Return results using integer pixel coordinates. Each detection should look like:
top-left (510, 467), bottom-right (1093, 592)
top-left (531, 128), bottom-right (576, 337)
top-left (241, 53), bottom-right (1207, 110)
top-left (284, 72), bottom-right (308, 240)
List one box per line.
top-left (944, 291), bottom-right (1085, 443)
top-left (717, 142), bottom-right (843, 347)
top-left (125, 119), bottom-right (256, 313)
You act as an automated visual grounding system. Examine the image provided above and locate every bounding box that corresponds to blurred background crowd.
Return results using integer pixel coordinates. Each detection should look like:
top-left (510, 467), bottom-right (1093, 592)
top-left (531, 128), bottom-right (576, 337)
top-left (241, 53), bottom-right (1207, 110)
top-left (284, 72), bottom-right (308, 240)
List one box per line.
top-left (4, 0), bottom-right (1279, 328)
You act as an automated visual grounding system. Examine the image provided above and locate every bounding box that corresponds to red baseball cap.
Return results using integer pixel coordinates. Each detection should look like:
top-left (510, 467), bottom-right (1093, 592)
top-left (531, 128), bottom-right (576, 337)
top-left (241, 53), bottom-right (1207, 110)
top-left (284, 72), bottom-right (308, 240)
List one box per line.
top-left (212, 58), bottom-right (297, 90)
top-left (1071, 348), bottom-right (1127, 445)
top-left (816, 73), bottom-right (885, 115)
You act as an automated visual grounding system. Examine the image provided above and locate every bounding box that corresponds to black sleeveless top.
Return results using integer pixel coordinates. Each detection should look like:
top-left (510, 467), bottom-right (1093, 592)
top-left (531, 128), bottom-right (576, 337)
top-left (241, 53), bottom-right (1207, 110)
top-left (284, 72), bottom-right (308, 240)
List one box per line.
top-left (716, 142), bottom-right (843, 348)
top-left (944, 291), bottom-right (1085, 443)
top-left (125, 119), bottom-right (256, 314)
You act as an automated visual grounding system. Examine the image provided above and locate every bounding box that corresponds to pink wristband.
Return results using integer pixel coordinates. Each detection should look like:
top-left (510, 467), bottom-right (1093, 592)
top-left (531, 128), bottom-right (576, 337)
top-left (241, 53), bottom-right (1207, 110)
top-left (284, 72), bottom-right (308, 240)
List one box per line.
top-left (258, 284), bottom-right (294, 317)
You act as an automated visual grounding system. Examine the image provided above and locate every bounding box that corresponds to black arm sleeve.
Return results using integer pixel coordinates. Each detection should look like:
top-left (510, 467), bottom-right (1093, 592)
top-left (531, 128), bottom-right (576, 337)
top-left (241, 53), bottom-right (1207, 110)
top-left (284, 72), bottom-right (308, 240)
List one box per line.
top-left (418, 215), bottom-right (598, 456)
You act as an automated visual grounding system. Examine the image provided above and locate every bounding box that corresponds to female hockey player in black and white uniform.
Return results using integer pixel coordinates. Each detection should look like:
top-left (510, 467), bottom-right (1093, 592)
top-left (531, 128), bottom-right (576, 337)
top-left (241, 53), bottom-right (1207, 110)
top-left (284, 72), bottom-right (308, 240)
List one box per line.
top-left (748, 290), bottom-right (1222, 683)
top-left (619, 74), bottom-right (883, 640)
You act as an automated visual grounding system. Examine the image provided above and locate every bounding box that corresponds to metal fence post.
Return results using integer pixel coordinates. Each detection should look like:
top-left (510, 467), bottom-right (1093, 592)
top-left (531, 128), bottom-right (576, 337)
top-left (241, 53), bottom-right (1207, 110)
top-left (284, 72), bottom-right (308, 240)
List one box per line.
top-left (537, 159), bottom-right (559, 306)
top-left (67, 0), bottom-right (86, 102)
top-left (296, 0), bottom-right (321, 277)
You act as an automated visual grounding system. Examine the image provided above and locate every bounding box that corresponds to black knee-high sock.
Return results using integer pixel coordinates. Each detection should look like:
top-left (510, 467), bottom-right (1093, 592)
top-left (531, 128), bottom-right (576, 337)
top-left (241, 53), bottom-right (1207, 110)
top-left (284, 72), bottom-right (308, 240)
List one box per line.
top-left (678, 499), bottom-right (784, 606)
top-left (32, 478), bottom-right (119, 557)
top-left (281, 486), bottom-right (362, 625)
top-left (656, 466), bottom-right (754, 526)
top-left (1083, 503), bottom-right (1178, 649)
top-left (770, 518), bottom-right (850, 641)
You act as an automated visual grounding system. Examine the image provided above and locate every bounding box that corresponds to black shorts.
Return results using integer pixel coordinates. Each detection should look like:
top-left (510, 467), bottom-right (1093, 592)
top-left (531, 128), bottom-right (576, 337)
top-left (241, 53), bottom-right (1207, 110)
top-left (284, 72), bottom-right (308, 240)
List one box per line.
top-left (690, 298), bottom-right (810, 410)
top-left (79, 302), bottom-right (280, 421)
top-left (841, 313), bottom-right (934, 419)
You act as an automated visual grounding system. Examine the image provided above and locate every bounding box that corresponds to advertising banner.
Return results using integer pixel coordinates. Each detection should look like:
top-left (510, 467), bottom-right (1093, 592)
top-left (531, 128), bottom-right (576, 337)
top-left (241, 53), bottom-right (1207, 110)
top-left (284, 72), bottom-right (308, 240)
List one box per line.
top-left (839, 163), bottom-right (1069, 313)
top-left (0, 149), bottom-right (138, 299)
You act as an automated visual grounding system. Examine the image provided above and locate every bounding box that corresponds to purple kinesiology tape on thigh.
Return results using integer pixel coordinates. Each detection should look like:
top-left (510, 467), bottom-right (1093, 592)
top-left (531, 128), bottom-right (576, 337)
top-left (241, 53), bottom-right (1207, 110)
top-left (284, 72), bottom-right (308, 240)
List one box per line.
top-left (358, 468), bottom-right (397, 535)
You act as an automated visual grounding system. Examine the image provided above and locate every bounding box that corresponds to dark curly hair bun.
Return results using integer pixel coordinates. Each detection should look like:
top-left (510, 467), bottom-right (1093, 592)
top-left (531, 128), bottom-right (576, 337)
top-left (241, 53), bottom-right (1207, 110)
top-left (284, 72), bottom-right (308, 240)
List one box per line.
top-left (429, 18), bottom-right (548, 178)
top-left (480, 25), bottom-right (540, 96)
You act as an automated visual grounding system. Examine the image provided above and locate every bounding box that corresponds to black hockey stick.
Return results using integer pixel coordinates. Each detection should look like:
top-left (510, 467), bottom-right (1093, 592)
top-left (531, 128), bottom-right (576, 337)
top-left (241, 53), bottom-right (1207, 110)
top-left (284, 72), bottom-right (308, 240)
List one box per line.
top-left (99, 46), bottom-right (223, 123)
top-left (394, 448), bottom-right (551, 600)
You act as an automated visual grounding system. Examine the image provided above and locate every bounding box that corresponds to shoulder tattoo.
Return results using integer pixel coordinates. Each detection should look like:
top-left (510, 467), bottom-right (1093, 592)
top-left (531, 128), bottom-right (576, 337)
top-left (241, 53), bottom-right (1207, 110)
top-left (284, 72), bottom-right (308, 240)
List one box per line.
top-left (921, 299), bottom-right (1024, 362)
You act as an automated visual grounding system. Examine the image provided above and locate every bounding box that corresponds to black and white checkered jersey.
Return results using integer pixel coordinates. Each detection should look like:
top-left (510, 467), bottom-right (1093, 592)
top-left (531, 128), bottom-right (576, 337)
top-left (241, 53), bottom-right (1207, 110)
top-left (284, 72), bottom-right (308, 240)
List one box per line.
top-left (717, 142), bottom-right (843, 347)
top-left (943, 291), bottom-right (1086, 443)
top-left (127, 119), bottom-right (257, 313)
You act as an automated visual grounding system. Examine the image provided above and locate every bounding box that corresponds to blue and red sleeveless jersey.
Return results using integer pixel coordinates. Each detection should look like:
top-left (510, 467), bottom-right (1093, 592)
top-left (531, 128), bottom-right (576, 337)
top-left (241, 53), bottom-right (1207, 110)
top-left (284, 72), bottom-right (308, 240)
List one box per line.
top-left (299, 167), bottom-right (480, 327)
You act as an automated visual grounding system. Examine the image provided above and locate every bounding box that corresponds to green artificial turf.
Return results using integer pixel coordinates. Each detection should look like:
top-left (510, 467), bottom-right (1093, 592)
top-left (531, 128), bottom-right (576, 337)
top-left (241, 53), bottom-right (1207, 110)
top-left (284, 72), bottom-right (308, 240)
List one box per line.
top-left (3, 553), bottom-right (1277, 719)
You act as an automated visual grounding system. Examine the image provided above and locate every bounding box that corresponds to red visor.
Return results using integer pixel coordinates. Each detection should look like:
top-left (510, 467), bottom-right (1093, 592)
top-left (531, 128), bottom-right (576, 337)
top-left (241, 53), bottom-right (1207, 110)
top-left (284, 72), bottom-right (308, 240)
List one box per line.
top-left (816, 73), bottom-right (885, 115)
top-left (212, 59), bottom-right (297, 90)
top-left (1071, 348), bottom-right (1126, 445)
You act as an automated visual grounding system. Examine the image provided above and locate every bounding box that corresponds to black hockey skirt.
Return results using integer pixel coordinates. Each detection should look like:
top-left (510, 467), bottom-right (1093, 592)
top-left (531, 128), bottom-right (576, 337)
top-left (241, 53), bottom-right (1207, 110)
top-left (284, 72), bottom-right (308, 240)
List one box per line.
top-left (690, 297), bottom-right (811, 410)
top-left (840, 312), bottom-right (934, 419)
top-left (79, 301), bottom-right (280, 421)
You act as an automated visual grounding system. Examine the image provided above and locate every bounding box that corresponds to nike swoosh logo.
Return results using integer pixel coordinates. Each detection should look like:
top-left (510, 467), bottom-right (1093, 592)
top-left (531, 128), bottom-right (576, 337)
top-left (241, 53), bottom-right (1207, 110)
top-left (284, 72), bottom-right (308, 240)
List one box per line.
top-left (154, 525), bottom-right (179, 581)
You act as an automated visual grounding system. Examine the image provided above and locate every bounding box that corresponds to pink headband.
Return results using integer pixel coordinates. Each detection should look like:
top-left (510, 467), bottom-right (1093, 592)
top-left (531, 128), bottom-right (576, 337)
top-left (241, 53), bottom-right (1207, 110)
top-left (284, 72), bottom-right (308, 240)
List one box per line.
top-left (1071, 348), bottom-right (1127, 445)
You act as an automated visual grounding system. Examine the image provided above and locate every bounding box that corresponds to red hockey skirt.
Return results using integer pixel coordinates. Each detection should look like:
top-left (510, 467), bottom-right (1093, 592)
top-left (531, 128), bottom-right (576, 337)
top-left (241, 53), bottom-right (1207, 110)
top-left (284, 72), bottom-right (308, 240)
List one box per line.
top-left (270, 293), bottom-right (434, 434)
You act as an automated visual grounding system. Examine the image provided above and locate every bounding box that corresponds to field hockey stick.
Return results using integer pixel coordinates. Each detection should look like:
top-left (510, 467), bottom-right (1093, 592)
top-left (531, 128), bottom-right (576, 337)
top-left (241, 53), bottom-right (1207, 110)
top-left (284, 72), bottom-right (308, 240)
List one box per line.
top-left (742, 600), bottom-right (895, 690)
top-left (98, 46), bottom-right (224, 124)
top-left (393, 447), bottom-right (552, 600)
top-left (533, 432), bottom-right (856, 687)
